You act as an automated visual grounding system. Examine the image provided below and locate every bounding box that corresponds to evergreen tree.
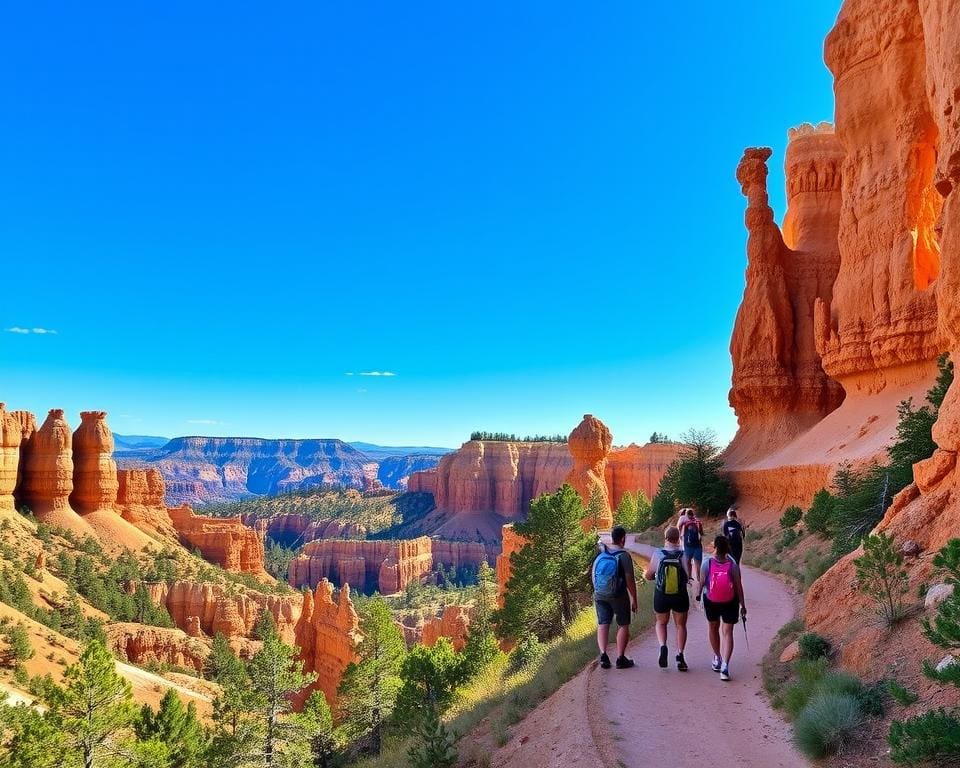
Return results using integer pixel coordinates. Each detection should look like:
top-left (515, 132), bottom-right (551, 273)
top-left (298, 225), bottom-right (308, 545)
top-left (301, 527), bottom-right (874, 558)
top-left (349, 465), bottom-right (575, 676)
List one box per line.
top-left (651, 461), bottom-right (680, 525)
top-left (0, 702), bottom-right (62, 768)
top-left (394, 638), bottom-right (468, 731)
top-left (207, 633), bottom-right (254, 743)
top-left (2, 625), bottom-right (33, 665)
top-left (583, 483), bottom-right (607, 532)
top-left (246, 628), bottom-right (317, 767)
top-left (136, 689), bottom-right (204, 767)
top-left (614, 491), bottom-right (638, 531)
top-left (295, 691), bottom-right (336, 768)
top-left (635, 490), bottom-right (652, 530)
top-left (671, 429), bottom-right (735, 516)
top-left (493, 484), bottom-right (597, 641)
top-left (337, 597), bottom-right (406, 755)
top-left (462, 562), bottom-right (500, 676)
top-left (48, 639), bottom-right (137, 768)
top-left (406, 706), bottom-right (457, 768)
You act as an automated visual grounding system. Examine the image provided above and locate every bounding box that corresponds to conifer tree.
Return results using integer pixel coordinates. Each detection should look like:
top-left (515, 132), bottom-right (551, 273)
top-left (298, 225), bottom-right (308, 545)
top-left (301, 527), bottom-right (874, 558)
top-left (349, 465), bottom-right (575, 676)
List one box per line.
top-left (136, 689), bottom-right (204, 767)
top-left (337, 597), bottom-right (406, 755)
top-left (295, 691), bottom-right (336, 768)
top-left (462, 561), bottom-right (500, 675)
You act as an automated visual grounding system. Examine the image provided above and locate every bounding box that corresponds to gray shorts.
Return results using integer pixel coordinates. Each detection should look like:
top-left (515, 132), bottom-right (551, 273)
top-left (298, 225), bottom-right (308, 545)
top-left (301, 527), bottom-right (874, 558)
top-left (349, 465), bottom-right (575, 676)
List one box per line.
top-left (595, 596), bottom-right (631, 627)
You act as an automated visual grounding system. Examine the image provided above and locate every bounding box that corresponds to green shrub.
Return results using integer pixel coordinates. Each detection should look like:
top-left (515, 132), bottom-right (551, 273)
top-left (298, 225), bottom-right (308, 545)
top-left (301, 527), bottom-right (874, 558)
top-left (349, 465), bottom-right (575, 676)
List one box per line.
top-left (886, 679), bottom-right (919, 707)
top-left (777, 528), bottom-right (800, 551)
top-left (888, 709), bottom-right (960, 764)
top-left (797, 633), bottom-right (831, 661)
top-left (783, 658), bottom-right (830, 718)
top-left (793, 693), bottom-right (863, 759)
top-left (805, 489), bottom-right (836, 537)
top-left (507, 635), bottom-right (546, 675)
top-left (854, 533), bottom-right (910, 625)
top-left (780, 506), bottom-right (803, 529)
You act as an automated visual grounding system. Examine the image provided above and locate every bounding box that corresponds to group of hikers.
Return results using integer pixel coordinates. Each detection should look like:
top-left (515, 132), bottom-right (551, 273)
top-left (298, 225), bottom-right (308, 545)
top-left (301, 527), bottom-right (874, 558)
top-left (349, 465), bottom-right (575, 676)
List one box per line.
top-left (592, 507), bottom-right (747, 681)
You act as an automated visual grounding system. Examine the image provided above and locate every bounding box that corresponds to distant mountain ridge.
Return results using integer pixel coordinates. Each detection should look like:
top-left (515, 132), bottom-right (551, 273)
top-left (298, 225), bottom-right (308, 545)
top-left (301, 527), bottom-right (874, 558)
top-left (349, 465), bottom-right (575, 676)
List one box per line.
top-left (114, 435), bottom-right (447, 506)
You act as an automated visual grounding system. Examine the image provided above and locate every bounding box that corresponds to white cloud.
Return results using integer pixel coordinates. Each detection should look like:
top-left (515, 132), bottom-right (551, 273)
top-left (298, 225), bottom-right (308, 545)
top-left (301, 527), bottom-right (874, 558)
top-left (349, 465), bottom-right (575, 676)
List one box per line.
top-left (5, 327), bottom-right (58, 335)
top-left (344, 372), bottom-right (355, 376)
top-left (359, 371), bottom-right (397, 377)
top-left (187, 419), bottom-right (222, 425)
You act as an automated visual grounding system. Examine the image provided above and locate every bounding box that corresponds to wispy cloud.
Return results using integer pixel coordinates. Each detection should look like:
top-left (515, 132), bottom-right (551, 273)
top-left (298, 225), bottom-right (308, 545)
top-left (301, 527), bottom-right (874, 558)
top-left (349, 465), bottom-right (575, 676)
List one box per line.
top-left (359, 371), bottom-right (396, 377)
top-left (5, 327), bottom-right (58, 335)
top-left (187, 419), bottom-right (222, 425)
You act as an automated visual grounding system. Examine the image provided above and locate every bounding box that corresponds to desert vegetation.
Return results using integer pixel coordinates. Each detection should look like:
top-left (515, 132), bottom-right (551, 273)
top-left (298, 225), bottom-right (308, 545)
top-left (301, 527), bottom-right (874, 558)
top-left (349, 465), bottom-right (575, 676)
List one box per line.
top-left (468, 432), bottom-right (566, 443)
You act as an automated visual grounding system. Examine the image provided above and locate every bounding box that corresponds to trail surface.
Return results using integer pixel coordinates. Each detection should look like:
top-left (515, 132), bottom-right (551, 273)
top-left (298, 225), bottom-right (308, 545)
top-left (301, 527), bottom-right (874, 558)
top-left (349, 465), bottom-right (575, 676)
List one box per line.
top-left (490, 541), bottom-right (807, 768)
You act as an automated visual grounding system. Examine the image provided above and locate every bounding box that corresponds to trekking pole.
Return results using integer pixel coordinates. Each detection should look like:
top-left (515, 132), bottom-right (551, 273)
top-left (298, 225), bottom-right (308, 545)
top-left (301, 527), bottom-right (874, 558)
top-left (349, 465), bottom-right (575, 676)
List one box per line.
top-left (741, 615), bottom-right (750, 651)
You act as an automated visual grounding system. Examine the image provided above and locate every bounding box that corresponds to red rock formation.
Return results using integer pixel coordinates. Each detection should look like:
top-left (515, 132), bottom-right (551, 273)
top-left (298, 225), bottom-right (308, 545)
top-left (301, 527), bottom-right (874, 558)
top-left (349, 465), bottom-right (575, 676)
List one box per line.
top-left (288, 537), bottom-right (491, 594)
top-left (144, 580), bottom-right (303, 643)
top-left (245, 513), bottom-right (367, 546)
top-left (565, 415), bottom-right (613, 530)
top-left (294, 580), bottom-right (361, 709)
top-left (106, 623), bottom-right (209, 672)
top-left (117, 468), bottom-right (177, 538)
top-left (605, 442), bottom-right (685, 508)
top-left (421, 605), bottom-right (472, 651)
top-left (20, 409), bottom-right (75, 518)
top-left (407, 470), bottom-right (437, 495)
top-left (496, 524), bottom-right (527, 606)
top-left (167, 506), bottom-right (266, 575)
top-left (0, 404), bottom-right (22, 513)
top-left (71, 411), bottom-right (119, 514)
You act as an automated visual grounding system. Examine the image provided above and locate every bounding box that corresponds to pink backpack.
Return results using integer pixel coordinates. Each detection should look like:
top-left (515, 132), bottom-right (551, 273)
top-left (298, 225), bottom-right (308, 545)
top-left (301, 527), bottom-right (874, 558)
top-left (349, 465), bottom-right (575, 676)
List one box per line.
top-left (706, 558), bottom-right (736, 602)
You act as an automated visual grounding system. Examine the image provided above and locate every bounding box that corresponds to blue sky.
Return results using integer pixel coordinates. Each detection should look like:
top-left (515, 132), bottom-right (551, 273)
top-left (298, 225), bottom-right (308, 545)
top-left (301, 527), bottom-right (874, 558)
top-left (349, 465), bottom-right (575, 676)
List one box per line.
top-left (0, 2), bottom-right (840, 447)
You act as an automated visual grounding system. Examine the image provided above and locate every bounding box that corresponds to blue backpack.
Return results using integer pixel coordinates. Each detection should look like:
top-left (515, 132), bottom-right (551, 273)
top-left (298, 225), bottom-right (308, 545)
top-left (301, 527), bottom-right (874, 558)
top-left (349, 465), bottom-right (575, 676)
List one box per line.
top-left (593, 549), bottom-right (624, 600)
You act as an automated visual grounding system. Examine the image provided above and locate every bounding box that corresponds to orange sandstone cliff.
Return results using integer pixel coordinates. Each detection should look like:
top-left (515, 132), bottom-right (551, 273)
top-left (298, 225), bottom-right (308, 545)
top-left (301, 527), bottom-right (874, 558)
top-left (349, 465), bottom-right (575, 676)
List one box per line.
top-left (167, 505), bottom-right (267, 576)
top-left (0, 404), bottom-right (22, 513)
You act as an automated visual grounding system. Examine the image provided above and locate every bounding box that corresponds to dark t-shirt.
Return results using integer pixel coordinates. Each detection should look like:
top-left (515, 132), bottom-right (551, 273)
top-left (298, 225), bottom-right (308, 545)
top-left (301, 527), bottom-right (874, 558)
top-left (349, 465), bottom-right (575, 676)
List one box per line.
top-left (593, 546), bottom-right (635, 600)
top-left (723, 519), bottom-right (744, 546)
top-left (682, 520), bottom-right (702, 548)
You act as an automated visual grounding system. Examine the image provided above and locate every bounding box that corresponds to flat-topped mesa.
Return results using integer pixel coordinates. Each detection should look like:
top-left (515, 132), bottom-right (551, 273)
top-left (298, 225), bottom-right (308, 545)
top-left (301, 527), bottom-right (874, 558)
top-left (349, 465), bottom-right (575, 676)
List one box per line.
top-left (20, 409), bottom-right (75, 517)
top-left (817, 0), bottom-right (942, 380)
top-left (166, 505), bottom-right (267, 575)
top-left (565, 414), bottom-right (613, 530)
top-left (70, 411), bottom-right (119, 514)
top-left (0, 404), bottom-right (22, 512)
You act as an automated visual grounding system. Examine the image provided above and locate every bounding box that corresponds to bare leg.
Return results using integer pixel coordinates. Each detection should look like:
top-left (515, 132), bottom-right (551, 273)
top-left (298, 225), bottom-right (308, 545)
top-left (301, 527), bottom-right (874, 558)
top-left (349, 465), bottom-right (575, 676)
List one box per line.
top-left (708, 620), bottom-right (721, 659)
top-left (597, 624), bottom-right (609, 655)
top-left (616, 625), bottom-right (629, 658)
top-left (674, 611), bottom-right (688, 652)
top-left (655, 612), bottom-right (669, 647)
top-left (721, 622), bottom-right (735, 664)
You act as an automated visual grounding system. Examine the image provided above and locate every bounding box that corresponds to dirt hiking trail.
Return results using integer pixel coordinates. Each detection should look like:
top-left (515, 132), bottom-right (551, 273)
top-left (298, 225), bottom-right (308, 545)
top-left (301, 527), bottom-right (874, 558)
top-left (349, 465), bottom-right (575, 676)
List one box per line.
top-left (490, 541), bottom-right (808, 768)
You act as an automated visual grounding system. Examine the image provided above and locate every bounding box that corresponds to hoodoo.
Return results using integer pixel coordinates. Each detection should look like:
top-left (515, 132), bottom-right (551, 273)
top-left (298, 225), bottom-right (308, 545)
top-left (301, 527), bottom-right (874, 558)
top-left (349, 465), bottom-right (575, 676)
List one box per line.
top-left (70, 411), bottom-right (119, 514)
top-left (0, 404), bottom-right (22, 513)
top-left (20, 409), bottom-right (76, 517)
top-left (565, 414), bottom-right (614, 530)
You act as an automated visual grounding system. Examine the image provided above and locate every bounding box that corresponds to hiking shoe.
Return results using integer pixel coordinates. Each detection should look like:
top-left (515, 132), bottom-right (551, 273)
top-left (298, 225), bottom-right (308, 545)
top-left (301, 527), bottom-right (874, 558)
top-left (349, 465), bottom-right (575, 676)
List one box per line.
top-left (599, 653), bottom-right (611, 669)
top-left (712, 655), bottom-right (722, 673)
top-left (615, 655), bottom-right (635, 669)
top-left (720, 664), bottom-right (731, 681)
top-left (658, 645), bottom-right (668, 668)
top-left (676, 652), bottom-right (688, 672)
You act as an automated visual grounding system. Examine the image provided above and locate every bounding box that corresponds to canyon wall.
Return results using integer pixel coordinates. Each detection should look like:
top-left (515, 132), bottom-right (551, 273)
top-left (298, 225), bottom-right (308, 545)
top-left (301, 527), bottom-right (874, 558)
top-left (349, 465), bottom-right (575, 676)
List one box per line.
top-left (106, 623), bottom-right (209, 672)
top-left (288, 536), bottom-right (491, 594)
top-left (167, 506), bottom-right (267, 576)
top-left (244, 513), bottom-right (367, 547)
top-left (605, 441), bottom-right (685, 507)
top-left (803, 0), bottom-right (960, 664)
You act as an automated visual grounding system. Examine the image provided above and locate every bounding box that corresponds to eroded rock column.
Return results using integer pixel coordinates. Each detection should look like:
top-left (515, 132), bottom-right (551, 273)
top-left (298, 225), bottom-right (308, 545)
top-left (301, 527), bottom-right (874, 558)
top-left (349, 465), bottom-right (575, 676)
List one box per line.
top-left (20, 409), bottom-right (75, 517)
top-left (71, 411), bottom-right (119, 514)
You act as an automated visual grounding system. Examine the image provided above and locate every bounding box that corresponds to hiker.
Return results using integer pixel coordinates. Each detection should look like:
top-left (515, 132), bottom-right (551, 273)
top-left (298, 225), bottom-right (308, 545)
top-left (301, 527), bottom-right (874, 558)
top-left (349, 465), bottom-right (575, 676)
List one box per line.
top-left (593, 525), bottom-right (638, 670)
top-left (722, 507), bottom-right (745, 564)
top-left (696, 535), bottom-right (747, 681)
top-left (680, 508), bottom-right (704, 582)
top-left (643, 526), bottom-right (690, 671)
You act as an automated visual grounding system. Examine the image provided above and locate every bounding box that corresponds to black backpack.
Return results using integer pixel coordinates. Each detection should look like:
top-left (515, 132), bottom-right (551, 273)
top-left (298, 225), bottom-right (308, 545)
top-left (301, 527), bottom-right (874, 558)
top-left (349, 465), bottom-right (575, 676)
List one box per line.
top-left (655, 549), bottom-right (687, 595)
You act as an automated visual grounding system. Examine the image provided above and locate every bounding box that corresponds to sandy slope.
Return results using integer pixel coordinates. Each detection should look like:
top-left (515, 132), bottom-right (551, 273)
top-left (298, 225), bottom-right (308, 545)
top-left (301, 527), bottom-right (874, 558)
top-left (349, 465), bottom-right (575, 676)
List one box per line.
top-left (490, 542), bottom-right (807, 768)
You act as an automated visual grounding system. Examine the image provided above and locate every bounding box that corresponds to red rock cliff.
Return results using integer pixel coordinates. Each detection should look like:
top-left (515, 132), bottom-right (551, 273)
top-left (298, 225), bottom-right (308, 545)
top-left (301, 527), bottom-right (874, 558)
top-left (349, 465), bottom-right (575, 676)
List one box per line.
top-left (0, 404), bottom-right (22, 513)
top-left (71, 411), bottom-right (119, 514)
top-left (421, 605), bottom-right (472, 651)
top-left (167, 506), bottom-right (267, 575)
top-left (565, 414), bottom-right (613, 530)
top-left (117, 468), bottom-right (178, 538)
top-left (605, 442), bottom-right (685, 508)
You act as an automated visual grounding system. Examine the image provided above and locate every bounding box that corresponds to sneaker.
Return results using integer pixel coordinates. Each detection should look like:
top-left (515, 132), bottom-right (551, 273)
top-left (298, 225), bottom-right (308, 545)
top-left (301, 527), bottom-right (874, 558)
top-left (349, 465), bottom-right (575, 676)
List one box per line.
top-left (712, 655), bottom-right (722, 673)
top-left (616, 655), bottom-right (635, 669)
top-left (599, 652), bottom-right (611, 669)
top-left (658, 645), bottom-right (668, 668)
top-left (676, 652), bottom-right (688, 672)
top-left (720, 664), bottom-right (731, 681)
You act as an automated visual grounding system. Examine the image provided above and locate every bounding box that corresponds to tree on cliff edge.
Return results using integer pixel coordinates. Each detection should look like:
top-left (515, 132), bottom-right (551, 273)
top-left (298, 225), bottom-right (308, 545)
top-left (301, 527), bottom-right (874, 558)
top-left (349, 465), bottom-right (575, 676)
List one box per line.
top-left (494, 484), bottom-right (597, 642)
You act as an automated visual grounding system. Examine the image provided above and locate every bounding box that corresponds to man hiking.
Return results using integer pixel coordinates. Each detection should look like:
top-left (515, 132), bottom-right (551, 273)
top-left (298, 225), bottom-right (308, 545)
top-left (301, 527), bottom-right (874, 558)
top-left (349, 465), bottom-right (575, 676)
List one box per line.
top-left (679, 508), bottom-right (704, 583)
top-left (696, 535), bottom-right (747, 681)
top-left (723, 507), bottom-right (745, 564)
top-left (643, 526), bottom-right (690, 671)
top-left (593, 525), bottom-right (638, 669)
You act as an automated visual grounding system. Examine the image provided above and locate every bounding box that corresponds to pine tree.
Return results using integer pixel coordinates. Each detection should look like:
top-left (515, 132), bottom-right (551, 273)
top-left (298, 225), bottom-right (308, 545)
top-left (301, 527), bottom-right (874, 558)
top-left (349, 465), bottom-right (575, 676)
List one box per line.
top-left (0, 703), bottom-right (63, 768)
top-left (672, 429), bottom-right (735, 516)
top-left (614, 491), bottom-right (638, 531)
top-left (394, 638), bottom-right (468, 731)
top-left (2, 625), bottom-right (33, 665)
top-left (337, 597), bottom-right (406, 755)
top-left (48, 639), bottom-right (137, 768)
top-left (493, 484), bottom-right (597, 641)
top-left (246, 627), bottom-right (318, 767)
top-left (583, 483), bottom-right (607, 531)
top-left (406, 706), bottom-right (457, 768)
top-left (635, 490), bottom-right (652, 530)
top-left (462, 562), bottom-right (500, 676)
top-left (295, 691), bottom-right (336, 768)
top-left (136, 689), bottom-right (204, 767)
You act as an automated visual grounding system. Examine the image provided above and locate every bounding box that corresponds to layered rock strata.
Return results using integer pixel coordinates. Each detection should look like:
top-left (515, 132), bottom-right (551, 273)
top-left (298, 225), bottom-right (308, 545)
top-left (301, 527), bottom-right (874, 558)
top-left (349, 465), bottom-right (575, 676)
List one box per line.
top-left (420, 605), bottom-right (472, 651)
top-left (106, 623), bottom-right (209, 672)
top-left (245, 513), bottom-right (367, 547)
top-left (288, 536), bottom-right (490, 594)
top-left (117, 468), bottom-right (178, 538)
top-left (167, 506), bottom-right (267, 575)
top-left (71, 411), bottom-right (119, 514)
top-left (605, 442), bottom-right (685, 508)
top-left (19, 409), bottom-right (75, 518)
top-left (0, 404), bottom-right (22, 513)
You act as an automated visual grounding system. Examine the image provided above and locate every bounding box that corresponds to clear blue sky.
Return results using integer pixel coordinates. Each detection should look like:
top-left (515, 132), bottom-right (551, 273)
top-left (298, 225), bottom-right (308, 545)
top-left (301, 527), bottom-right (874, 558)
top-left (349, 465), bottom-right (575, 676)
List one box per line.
top-left (0, 2), bottom-right (839, 448)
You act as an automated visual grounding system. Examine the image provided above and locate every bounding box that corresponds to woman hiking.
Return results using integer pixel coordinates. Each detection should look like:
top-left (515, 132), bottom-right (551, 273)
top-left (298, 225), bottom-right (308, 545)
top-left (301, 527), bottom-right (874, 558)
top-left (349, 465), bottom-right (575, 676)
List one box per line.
top-left (696, 535), bottom-right (747, 681)
top-left (643, 526), bottom-right (690, 671)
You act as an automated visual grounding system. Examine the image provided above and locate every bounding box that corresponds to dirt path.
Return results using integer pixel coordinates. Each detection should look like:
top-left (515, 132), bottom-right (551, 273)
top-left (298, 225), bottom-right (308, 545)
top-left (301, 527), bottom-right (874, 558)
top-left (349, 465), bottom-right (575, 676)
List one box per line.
top-left (490, 541), bottom-right (807, 768)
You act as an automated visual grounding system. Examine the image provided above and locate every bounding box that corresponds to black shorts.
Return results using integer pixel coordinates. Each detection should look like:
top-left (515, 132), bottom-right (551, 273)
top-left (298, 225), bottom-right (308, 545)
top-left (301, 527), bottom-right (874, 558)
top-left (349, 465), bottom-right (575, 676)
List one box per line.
top-left (653, 590), bottom-right (690, 615)
top-left (596, 596), bottom-right (631, 627)
top-left (730, 541), bottom-right (743, 563)
top-left (703, 596), bottom-right (740, 624)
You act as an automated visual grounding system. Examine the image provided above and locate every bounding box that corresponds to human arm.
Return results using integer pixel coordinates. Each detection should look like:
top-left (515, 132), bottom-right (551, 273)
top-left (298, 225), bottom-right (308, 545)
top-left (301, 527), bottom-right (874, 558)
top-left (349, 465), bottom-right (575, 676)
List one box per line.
top-left (733, 561), bottom-right (747, 616)
top-left (697, 558), bottom-right (709, 601)
top-left (643, 550), bottom-right (659, 582)
top-left (621, 553), bottom-right (638, 613)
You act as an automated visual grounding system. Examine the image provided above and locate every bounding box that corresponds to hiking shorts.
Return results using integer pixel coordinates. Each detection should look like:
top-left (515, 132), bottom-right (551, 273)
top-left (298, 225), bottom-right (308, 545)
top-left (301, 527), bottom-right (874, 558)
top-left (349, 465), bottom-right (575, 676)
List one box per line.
top-left (703, 596), bottom-right (740, 624)
top-left (683, 546), bottom-right (703, 565)
top-left (595, 596), bottom-right (631, 627)
top-left (653, 589), bottom-right (690, 615)
top-left (730, 542), bottom-right (743, 564)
